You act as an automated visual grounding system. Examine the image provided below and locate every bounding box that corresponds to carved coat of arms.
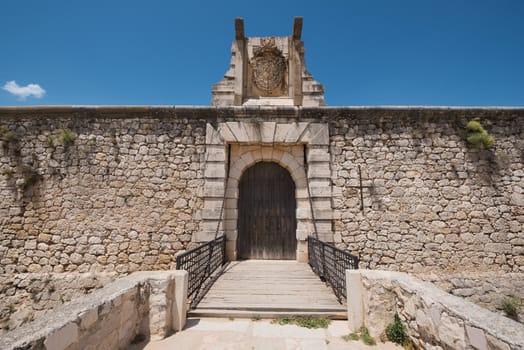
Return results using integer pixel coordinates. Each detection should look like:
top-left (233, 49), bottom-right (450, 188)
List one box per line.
top-left (252, 39), bottom-right (286, 93)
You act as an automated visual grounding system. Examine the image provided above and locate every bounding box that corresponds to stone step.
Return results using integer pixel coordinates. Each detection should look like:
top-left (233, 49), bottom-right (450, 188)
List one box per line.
top-left (188, 308), bottom-right (348, 320)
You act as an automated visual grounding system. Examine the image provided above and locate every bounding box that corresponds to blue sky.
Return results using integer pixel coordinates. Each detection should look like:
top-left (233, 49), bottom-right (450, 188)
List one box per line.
top-left (1, 0), bottom-right (523, 106)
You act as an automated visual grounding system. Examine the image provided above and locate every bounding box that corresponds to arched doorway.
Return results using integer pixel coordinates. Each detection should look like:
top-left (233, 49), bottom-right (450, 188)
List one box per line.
top-left (238, 162), bottom-right (297, 259)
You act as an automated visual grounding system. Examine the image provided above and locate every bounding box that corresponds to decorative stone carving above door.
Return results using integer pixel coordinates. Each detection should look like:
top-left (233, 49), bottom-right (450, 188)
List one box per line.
top-left (211, 17), bottom-right (325, 107)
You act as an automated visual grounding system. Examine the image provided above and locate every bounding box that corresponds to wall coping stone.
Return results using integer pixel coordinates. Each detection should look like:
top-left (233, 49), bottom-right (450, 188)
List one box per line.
top-left (1, 105), bottom-right (523, 119)
top-left (0, 270), bottom-right (188, 350)
top-left (347, 270), bottom-right (524, 349)
top-left (1, 105), bottom-right (524, 110)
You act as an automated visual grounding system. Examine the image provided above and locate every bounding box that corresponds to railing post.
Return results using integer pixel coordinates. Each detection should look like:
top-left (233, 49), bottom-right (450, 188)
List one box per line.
top-left (222, 236), bottom-right (226, 265)
top-left (321, 241), bottom-right (327, 279)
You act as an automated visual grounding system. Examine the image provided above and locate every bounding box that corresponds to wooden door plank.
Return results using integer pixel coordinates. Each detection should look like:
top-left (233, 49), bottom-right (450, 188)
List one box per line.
top-left (238, 162), bottom-right (297, 260)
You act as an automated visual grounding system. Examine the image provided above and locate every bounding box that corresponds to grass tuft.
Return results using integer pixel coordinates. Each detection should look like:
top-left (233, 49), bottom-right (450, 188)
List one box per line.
top-left (342, 333), bottom-right (360, 341)
top-left (58, 127), bottom-right (76, 147)
top-left (360, 327), bottom-right (376, 346)
top-left (271, 316), bottom-right (331, 329)
top-left (501, 296), bottom-right (521, 321)
top-left (342, 327), bottom-right (376, 346)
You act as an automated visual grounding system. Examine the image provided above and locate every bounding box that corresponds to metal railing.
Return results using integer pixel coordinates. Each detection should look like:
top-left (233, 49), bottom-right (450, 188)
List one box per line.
top-left (308, 236), bottom-right (359, 303)
top-left (176, 235), bottom-right (226, 309)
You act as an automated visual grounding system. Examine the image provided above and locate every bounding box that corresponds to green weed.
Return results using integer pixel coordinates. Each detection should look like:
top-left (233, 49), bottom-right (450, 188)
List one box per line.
top-left (1, 168), bottom-right (15, 178)
top-left (466, 119), bottom-right (494, 149)
top-left (501, 296), bottom-right (521, 321)
top-left (342, 333), bottom-right (360, 341)
top-left (271, 316), bottom-right (331, 329)
top-left (386, 313), bottom-right (408, 345)
top-left (360, 327), bottom-right (376, 346)
top-left (342, 327), bottom-right (376, 346)
top-left (58, 128), bottom-right (76, 147)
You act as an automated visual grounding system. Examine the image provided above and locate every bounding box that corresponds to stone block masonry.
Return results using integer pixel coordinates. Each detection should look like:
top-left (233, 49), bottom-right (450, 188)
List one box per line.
top-left (0, 106), bottom-right (523, 274)
top-left (0, 270), bottom-right (188, 350)
top-left (419, 272), bottom-right (524, 323)
top-left (347, 270), bottom-right (524, 349)
top-left (329, 107), bottom-right (523, 273)
top-left (0, 272), bottom-right (117, 334)
top-left (0, 107), bottom-right (208, 274)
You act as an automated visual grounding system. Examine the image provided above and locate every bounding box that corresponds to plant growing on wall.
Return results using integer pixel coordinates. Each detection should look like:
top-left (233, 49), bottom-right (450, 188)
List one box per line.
top-left (466, 118), bottom-right (494, 149)
top-left (0, 125), bottom-right (16, 150)
top-left (18, 165), bottom-right (41, 192)
top-left (384, 313), bottom-right (415, 348)
top-left (58, 127), bottom-right (76, 147)
top-left (1, 168), bottom-right (15, 179)
top-left (46, 134), bottom-right (55, 148)
top-left (501, 296), bottom-right (521, 321)
top-left (386, 313), bottom-right (408, 344)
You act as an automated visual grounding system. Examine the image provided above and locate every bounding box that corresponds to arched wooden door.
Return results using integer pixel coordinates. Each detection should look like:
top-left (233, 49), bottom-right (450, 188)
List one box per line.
top-left (238, 162), bottom-right (297, 260)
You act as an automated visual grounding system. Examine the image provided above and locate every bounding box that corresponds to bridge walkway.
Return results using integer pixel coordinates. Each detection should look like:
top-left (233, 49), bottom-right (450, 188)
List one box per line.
top-left (189, 260), bottom-right (347, 319)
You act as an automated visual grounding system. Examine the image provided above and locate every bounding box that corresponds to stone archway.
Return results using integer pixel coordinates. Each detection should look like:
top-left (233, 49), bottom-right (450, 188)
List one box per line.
top-left (200, 121), bottom-right (333, 262)
top-left (225, 145), bottom-right (307, 261)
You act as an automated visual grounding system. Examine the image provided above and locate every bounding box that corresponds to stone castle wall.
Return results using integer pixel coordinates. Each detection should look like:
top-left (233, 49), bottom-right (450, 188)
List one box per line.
top-left (0, 272), bottom-right (117, 334)
top-left (329, 108), bottom-right (523, 273)
top-left (347, 270), bottom-right (524, 349)
top-left (0, 108), bottom-right (208, 274)
top-left (419, 272), bottom-right (524, 323)
top-left (0, 106), bottom-right (522, 274)
top-left (1, 271), bottom-right (188, 350)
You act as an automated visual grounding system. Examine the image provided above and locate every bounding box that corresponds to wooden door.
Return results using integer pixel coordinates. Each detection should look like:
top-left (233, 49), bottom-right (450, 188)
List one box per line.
top-left (238, 162), bottom-right (297, 260)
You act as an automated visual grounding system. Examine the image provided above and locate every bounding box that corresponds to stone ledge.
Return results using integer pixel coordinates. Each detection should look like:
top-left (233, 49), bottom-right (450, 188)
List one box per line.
top-left (1, 106), bottom-right (523, 120)
top-left (417, 272), bottom-right (524, 322)
top-left (0, 270), bottom-right (188, 350)
top-left (0, 272), bottom-right (119, 333)
top-left (347, 270), bottom-right (524, 350)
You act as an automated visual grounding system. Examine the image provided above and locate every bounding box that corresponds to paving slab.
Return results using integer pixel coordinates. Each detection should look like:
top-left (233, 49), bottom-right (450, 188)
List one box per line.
top-left (328, 321), bottom-right (353, 338)
top-left (285, 338), bottom-right (328, 350)
top-left (143, 318), bottom-right (404, 350)
top-left (252, 322), bottom-right (326, 339)
top-left (187, 318), bottom-right (251, 332)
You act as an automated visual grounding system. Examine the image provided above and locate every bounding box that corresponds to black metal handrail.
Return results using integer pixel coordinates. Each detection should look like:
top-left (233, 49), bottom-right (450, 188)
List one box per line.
top-left (308, 236), bottom-right (359, 303)
top-left (176, 235), bottom-right (226, 308)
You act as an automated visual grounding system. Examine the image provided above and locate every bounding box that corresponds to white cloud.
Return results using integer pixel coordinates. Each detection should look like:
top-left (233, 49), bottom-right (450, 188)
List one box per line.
top-left (2, 80), bottom-right (46, 100)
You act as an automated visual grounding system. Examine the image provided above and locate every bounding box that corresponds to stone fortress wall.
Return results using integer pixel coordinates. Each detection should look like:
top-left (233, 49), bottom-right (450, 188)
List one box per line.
top-left (329, 107), bottom-right (523, 273)
top-left (0, 107), bottom-right (209, 275)
top-left (347, 270), bottom-right (524, 350)
top-left (2, 18), bottom-right (522, 347)
top-left (419, 272), bottom-right (524, 322)
top-left (0, 272), bottom-right (117, 334)
top-left (0, 106), bottom-right (523, 276)
top-left (1, 270), bottom-right (188, 350)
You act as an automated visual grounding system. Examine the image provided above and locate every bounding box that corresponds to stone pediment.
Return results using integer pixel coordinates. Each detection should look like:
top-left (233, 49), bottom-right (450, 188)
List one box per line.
top-left (211, 17), bottom-right (325, 107)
